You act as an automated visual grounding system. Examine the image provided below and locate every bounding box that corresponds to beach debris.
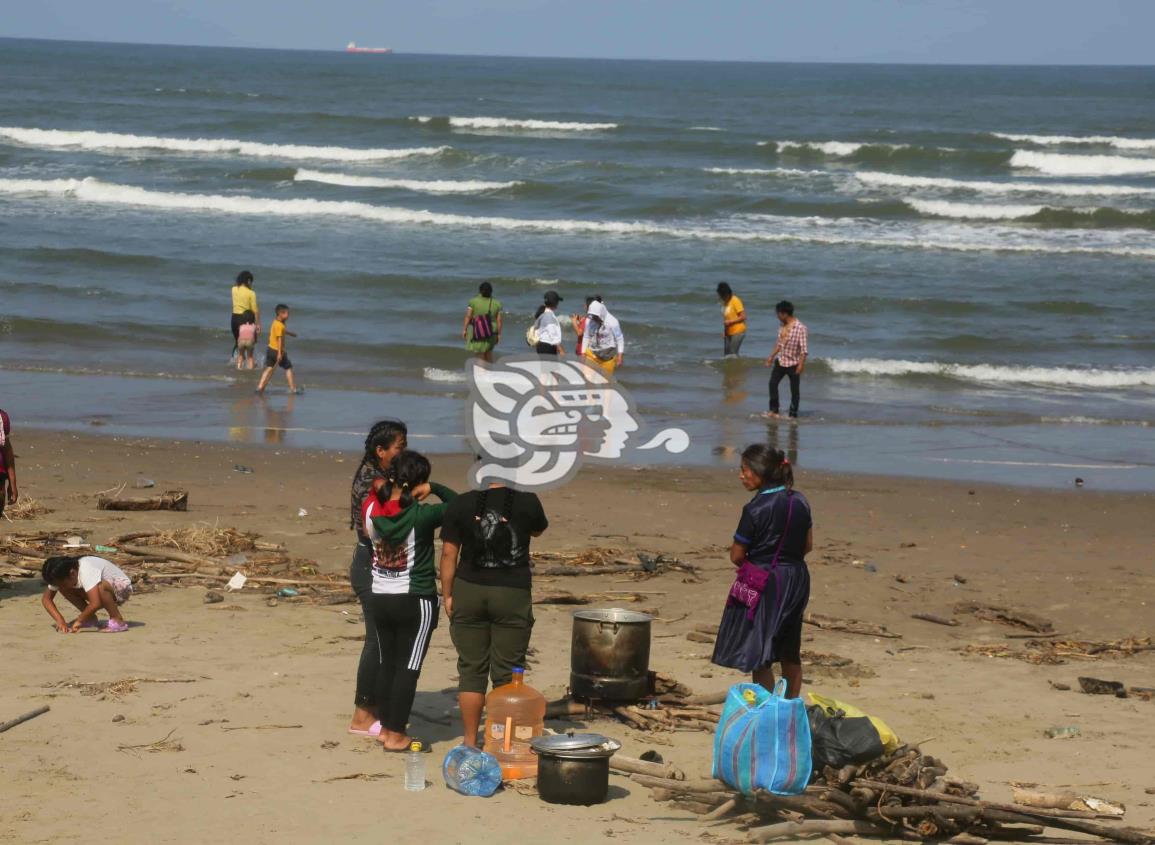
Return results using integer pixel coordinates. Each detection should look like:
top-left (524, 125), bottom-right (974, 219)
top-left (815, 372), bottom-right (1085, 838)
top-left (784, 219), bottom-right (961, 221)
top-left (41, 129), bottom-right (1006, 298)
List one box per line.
top-left (804, 612), bottom-right (901, 639)
top-left (233, 464), bottom-right (254, 474)
top-left (1075, 477), bottom-right (1085, 487)
top-left (532, 548), bottom-right (701, 580)
top-left (49, 677), bottom-right (197, 699)
top-left (117, 729), bottom-right (184, 755)
top-left (97, 489), bottom-right (188, 512)
top-left (1011, 788), bottom-right (1125, 817)
top-left (111, 524), bottom-right (264, 557)
top-left (961, 637), bottom-right (1153, 665)
top-left (133, 477), bottom-right (155, 489)
top-left (318, 772), bottom-right (392, 783)
top-left (112, 714), bottom-right (126, 723)
top-left (221, 724), bottom-right (302, 731)
top-left (1049, 681), bottom-right (1072, 691)
top-left (955, 601), bottom-right (1054, 634)
top-left (226, 572), bottom-right (247, 591)
top-left (609, 754), bottom-right (686, 781)
top-left (0, 705), bottom-right (51, 734)
top-left (297, 508), bottom-right (308, 517)
top-left (636, 740), bottom-right (1153, 844)
top-left (276, 587), bottom-right (300, 598)
top-left (533, 590), bottom-right (648, 605)
top-left (203, 590), bottom-right (224, 604)
top-left (1, 496), bottom-right (52, 521)
top-left (911, 613), bottom-right (959, 627)
top-left (1078, 676), bottom-right (1127, 697)
top-left (953, 574), bottom-right (968, 584)
top-left (1044, 725), bottom-right (1081, 739)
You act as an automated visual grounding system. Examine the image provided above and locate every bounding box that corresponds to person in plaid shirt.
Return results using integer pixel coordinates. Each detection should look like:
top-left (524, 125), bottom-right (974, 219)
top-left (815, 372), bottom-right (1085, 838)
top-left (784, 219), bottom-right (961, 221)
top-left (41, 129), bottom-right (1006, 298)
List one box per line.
top-left (765, 300), bottom-right (808, 419)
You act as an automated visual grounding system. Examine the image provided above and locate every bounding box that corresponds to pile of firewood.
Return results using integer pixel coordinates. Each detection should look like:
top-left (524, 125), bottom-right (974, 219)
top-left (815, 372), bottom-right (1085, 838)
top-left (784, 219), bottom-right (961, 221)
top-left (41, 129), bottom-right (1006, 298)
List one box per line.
top-left (634, 743), bottom-right (1154, 844)
top-left (545, 673), bottom-right (725, 733)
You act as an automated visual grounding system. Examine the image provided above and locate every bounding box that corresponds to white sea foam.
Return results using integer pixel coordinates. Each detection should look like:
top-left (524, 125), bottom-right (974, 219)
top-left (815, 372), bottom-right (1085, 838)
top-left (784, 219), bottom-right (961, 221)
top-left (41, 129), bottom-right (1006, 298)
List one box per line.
top-left (414, 116), bottom-right (617, 131)
top-left (995, 132), bottom-right (1155, 151)
top-left (3, 177), bottom-right (1154, 259)
top-left (756, 140), bottom-right (913, 157)
top-left (689, 126), bottom-right (724, 132)
top-left (905, 199), bottom-right (1046, 220)
top-left (1011, 150), bottom-right (1155, 177)
top-left (856, 170), bottom-right (1155, 198)
top-left (294, 169), bottom-right (517, 194)
top-left (0, 127), bottom-right (447, 162)
top-left (423, 367), bottom-right (468, 383)
top-left (824, 358), bottom-right (1155, 388)
top-left (705, 167), bottom-right (818, 176)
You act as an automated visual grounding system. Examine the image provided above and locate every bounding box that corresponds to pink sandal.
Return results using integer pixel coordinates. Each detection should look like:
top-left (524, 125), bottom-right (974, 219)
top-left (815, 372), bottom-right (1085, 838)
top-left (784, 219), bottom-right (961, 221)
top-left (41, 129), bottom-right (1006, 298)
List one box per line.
top-left (103, 619), bottom-right (130, 633)
top-left (348, 721), bottom-right (382, 737)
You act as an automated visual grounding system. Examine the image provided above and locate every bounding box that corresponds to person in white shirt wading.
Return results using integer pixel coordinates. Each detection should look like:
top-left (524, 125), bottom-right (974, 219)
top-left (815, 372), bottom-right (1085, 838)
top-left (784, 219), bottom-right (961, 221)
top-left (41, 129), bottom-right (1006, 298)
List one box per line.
top-left (532, 291), bottom-right (565, 356)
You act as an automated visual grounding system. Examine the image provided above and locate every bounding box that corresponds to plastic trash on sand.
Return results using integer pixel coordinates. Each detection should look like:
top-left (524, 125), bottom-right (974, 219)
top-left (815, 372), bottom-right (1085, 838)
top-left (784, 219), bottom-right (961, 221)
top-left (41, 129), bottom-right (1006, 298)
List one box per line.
top-left (276, 587), bottom-right (299, 598)
top-left (297, 508), bottom-right (308, 517)
top-left (443, 745), bottom-right (502, 797)
top-left (226, 572), bottom-right (248, 591)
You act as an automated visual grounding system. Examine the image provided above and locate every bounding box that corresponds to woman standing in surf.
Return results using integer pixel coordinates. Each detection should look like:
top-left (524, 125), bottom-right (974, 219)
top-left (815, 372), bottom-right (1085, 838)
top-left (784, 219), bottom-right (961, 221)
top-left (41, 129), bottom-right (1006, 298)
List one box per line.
top-left (462, 281), bottom-right (503, 363)
top-left (230, 271), bottom-right (259, 364)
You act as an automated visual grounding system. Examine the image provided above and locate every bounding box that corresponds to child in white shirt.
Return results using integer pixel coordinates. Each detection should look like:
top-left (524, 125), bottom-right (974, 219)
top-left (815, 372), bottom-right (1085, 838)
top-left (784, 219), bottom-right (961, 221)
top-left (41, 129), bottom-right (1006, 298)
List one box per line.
top-left (41, 555), bottom-right (133, 633)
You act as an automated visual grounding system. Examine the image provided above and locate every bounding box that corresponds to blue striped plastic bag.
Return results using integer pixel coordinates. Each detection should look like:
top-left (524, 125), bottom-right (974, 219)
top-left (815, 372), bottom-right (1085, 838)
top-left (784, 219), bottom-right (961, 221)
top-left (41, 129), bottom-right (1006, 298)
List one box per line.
top-left (712, 680), bottom-right (812, 795)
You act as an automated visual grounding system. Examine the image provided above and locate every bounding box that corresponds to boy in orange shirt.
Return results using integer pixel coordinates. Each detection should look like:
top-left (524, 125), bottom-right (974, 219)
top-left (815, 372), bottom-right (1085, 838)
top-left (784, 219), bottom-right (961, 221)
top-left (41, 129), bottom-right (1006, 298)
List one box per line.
top-left (256, 304), bottom-right (300, 394)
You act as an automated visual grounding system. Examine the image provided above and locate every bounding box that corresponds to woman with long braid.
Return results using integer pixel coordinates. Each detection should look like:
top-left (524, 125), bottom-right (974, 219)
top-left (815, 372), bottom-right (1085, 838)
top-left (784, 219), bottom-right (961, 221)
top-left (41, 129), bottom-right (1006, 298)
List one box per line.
top-left (347, 420), bottom-right (408, 735)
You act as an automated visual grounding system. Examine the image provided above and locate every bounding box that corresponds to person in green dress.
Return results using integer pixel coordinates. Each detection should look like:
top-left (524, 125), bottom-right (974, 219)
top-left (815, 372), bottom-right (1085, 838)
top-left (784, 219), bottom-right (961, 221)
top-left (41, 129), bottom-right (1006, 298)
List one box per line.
top-left (462, 281), bottom-right (503, 362)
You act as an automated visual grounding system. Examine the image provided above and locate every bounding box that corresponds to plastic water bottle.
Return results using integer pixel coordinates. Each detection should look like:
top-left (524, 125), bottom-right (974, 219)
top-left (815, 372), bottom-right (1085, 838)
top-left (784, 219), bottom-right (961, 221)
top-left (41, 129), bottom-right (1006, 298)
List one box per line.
top-left (404, 740), bottom-right (426, 791)
top-left (442, 744), bottom-right (503, 797)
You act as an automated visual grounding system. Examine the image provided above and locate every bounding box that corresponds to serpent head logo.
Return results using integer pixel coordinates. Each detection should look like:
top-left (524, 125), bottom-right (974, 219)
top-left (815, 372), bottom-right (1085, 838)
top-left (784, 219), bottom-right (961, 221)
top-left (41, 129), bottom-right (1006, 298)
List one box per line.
top-left (466, 356), bottom-right (689, 490)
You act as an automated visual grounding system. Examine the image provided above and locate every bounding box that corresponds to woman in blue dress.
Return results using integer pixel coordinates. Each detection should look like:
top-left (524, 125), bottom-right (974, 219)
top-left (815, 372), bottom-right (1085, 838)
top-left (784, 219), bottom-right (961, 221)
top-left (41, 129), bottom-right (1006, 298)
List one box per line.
top-left (711, 444), bottom-right (813, 697)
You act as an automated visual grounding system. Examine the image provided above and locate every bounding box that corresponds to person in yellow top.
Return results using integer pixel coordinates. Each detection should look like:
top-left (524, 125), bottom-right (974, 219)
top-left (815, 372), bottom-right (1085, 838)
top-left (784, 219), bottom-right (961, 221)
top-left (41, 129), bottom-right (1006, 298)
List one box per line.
top-left (256, 304), bottom-right (299, 395)
top-left (230, 270), bottom-right (259, 363)
top-left (717, 282), bottom-right (747, 357)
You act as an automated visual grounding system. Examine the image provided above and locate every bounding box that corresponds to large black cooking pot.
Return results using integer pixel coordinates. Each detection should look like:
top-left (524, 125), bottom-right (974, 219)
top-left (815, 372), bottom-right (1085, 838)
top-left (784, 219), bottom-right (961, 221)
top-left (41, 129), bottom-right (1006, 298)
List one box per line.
top-left (531, 733), bottom-right (622, 806)
top-left (570, 608), bottom-right (652, 701)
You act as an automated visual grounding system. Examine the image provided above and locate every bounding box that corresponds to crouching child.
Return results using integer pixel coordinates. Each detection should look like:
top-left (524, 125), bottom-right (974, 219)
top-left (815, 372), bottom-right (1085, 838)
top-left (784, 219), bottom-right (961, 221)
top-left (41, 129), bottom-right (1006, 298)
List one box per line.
top-left (41, 556), bottom-right (133, 633)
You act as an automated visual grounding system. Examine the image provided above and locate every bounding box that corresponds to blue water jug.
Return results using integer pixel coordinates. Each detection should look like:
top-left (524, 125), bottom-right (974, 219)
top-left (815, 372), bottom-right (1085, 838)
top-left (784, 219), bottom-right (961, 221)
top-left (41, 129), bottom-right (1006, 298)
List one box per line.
top-left (442, 744), bottom-right (503, 797)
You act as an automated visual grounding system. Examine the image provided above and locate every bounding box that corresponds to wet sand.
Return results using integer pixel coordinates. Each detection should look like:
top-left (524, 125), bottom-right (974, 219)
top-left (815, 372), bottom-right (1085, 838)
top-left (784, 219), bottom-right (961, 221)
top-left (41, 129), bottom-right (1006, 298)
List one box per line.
top-left (1, 429), bottom-right (1153, 844)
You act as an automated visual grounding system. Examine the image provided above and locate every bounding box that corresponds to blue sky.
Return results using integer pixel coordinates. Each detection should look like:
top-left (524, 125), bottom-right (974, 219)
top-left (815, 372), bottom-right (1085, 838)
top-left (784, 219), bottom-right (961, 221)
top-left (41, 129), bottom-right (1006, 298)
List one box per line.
top-left (7, 0), bottom-right (1154, 64)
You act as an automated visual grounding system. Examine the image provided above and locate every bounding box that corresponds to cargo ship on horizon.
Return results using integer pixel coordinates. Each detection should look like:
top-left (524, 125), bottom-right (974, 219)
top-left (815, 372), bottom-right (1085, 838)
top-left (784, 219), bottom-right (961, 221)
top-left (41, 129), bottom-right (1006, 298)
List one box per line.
top-left (346, 42), bottom-right (392, 54)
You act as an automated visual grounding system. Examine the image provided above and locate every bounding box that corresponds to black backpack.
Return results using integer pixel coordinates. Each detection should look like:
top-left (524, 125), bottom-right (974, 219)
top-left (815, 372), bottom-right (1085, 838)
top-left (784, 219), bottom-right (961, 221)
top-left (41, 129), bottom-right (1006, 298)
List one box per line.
top-left (471, 488), bottom-right (518, 569)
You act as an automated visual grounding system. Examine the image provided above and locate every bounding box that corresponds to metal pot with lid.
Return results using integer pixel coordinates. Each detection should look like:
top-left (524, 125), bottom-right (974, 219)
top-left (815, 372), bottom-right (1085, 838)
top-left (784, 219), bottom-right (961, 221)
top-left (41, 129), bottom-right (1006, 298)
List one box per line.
top-left (530, 732), bottom-right (622, 805)
top-left (570, 608), bottom-right (652, 701)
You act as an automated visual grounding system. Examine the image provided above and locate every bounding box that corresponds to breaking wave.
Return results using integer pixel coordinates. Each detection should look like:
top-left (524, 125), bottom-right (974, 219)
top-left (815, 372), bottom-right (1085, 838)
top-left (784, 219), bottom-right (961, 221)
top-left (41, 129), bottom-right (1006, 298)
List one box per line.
top-left (0, 126), bottom-right (448, 162)
top-left (856, 171), bottom-right (1155, 198)
top-left (413, 115), bottom-right (617, 131)
top-left (994, 132), bottom-right (1155, 151)
top-left (823, 358), bottom-right (1155, 388)
top-left (4, 177), bottom-right (1155, 257)
top-left (1010, 150), bottom-right (1155, 177)
top-left (294, 168), bottom-right (518, 194)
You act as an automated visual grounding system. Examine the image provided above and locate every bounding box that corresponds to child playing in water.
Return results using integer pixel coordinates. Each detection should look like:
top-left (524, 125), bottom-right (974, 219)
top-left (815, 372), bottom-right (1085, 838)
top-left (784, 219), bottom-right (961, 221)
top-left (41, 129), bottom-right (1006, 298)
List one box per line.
top-left (256, 304), bottom-right (299, 394)
top-left (41, 555), bottom-right (133, 633)
top-left (236, 309), bottom-right (257, 370)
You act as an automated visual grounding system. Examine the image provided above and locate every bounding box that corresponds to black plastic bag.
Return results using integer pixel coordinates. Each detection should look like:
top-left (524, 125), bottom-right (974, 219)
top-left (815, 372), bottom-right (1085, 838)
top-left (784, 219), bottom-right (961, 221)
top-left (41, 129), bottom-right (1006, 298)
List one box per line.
top-left (806, 705), bottom-right (884, 771)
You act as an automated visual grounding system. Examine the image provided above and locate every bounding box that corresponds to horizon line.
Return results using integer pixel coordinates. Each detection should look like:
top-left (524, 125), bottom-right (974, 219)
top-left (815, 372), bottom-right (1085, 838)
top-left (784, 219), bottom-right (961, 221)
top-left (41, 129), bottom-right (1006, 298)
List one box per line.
top-left (2, 34), bottom-right (1154, 69)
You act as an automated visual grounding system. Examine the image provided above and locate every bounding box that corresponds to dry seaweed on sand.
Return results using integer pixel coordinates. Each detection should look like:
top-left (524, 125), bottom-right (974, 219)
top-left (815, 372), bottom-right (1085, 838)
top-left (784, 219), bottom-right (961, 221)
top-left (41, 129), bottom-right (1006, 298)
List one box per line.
top-left (50, 677), bottom-right (199, 698)
top-left (960, 637), bottom-right (1153, 665)
top-left (117, 729), bottom-right (184, 755)
top-left (112, 522), bottom-right (261, 557)
top-left (2, 496), bottom-right (53, 521)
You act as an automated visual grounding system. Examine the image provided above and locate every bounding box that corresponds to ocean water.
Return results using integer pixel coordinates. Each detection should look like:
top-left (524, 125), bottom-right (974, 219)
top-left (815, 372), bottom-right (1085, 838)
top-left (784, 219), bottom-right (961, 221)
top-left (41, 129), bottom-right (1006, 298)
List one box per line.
top-left (1, 39), bottom-right (1153, 489)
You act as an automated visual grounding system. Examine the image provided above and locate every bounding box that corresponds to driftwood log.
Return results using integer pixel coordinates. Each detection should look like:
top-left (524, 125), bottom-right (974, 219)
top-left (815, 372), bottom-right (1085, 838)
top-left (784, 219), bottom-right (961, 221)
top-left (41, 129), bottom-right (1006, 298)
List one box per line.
top-left (0, 705), bottom-right (50, 734)
top-left (97, 490), bottom-right (188, 511)
top-left (609, 755), bottom-right (686, 781)
top-left (534, 564), bottom-right (640, 577)
top-left (804, 612), bottom-right (901, 638)
top-left (912, 613), bottom-right (960, 627)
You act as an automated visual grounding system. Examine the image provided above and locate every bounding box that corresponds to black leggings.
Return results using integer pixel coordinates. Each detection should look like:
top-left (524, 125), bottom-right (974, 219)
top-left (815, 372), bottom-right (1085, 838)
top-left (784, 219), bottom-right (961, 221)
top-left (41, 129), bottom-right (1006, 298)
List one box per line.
top-left (368, 593), bottom-right (438, 734)
top-left (230, 313), bottom-right (246, 356)
top-left (535, 341), bottom-right (559, 355)
top-left (769, 362), bottom-right (801, 417)
top-left (349, 540), bottom-right (378, 709)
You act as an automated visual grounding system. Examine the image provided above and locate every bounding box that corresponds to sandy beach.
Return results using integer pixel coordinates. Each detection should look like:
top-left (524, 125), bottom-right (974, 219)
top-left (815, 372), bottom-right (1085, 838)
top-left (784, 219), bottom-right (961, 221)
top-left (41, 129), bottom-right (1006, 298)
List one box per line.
top-left (2, 428), bottom-right (1153, 844)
